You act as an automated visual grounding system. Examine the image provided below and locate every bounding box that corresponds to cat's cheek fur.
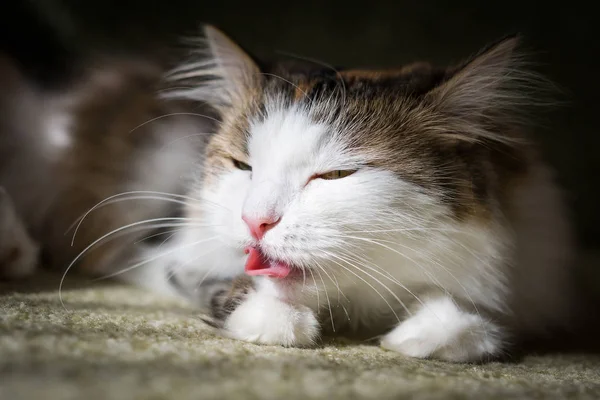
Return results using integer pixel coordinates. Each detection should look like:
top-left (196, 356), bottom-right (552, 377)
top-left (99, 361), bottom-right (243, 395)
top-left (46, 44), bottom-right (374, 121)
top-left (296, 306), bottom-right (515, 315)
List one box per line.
top-left (222, 279), bottom-right (320, 347)
top-left (380, 297), bottom-right (503, 362)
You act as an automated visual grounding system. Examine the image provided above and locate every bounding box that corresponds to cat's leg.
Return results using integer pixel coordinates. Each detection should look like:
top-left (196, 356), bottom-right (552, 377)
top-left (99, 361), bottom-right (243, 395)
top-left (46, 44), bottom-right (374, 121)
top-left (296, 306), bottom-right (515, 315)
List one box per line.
top-left (381, 296), bottom-right (504, 362)
top-left (208, 276), bottom-right (319, 347)
top-left (0, 188), bottom-right (39, 278)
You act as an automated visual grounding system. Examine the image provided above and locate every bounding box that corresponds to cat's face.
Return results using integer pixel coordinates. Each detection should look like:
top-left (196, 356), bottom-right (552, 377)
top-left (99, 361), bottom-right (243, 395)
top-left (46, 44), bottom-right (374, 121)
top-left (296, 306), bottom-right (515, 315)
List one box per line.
top-left (167, 27), bottom-right (530, 287)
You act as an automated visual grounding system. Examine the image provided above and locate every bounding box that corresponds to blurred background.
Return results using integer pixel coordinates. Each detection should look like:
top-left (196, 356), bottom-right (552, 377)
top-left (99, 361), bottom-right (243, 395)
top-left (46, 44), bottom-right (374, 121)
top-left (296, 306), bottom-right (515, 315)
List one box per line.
top-left (1, 0), bottom-right (598, 251)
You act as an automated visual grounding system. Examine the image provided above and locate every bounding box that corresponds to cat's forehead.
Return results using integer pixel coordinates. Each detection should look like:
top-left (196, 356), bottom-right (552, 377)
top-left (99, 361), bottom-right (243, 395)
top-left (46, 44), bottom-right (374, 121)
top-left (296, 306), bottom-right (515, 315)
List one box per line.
top-left (247, 105), bottom-right (355, 179)
top-left (211, 61), bottom-right (449, 170)
top-left (264, 61), bottom-right (447, 105)
top-left (243, 62), bottom-right (447, 153)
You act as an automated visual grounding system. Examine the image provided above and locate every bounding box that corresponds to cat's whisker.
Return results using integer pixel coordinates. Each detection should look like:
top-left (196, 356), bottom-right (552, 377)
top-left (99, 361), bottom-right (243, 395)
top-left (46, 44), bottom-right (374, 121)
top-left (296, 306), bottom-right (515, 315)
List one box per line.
top-left (306, 267), bottom-right (320, 311)
top-left (345, 226), bottom-right (480, 236)
top-left (355, 231), bottom-right (481, 317)
top-left (69, 192), bottom-right (230, 246)
top-left (326, 250), bottom-right (414, 316)
top-left (319, 250), bottom-right (401, 322)
top-left (261, 73), bottom-right (313, 105)
top-left (313, 266), bottom-right (335, 333)
top-left (315, 258), bottom-right (348, 304)
top-left (315, 259), bottom-right (351, 323)
top-left (274, 49), bottom-right (347, 111)
top-left (334, 249), bottom-right (449, 324)
top-left (331, 232), bottom-right (481, 323)
top-left (59, 218), bottom-right (222, 310)
top-left (160, 132), bottom-right (214, 150)
top-left (67, 190), bottom-right (203, 239)
top-left (128, 112), bottom-right (220, 134)
top-left (158, 230), bottom-right (180, 250)
top-left (91, 235), bottom-right (219, 282)
top-left (333, 233), bottom-right (447, 295)
top-left (193, 263), bottom-right (222, 291)
top-left (133, 228), bottom-right (186, 244)
top-left (301, 266), bottom-right (307, 293)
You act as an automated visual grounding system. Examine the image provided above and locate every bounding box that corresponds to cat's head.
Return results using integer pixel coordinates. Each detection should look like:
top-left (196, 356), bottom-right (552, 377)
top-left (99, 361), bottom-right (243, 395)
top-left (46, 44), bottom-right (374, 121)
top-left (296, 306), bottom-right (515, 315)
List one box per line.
top-left (164, 26), bottom-right (541, 285)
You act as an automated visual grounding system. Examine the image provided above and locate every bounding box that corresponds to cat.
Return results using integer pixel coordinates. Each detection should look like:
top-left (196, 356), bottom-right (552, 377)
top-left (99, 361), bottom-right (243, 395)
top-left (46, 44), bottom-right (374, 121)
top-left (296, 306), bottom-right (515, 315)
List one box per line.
top-left (155, 26), bottom-right (577, 363)
top-left (0, 25), bottom-right (577, 363)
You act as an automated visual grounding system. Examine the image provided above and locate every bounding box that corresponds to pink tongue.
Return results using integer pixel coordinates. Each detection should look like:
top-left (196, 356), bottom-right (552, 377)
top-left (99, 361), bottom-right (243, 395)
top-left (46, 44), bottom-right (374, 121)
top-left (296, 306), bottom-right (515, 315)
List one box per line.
top-left (244, 247), bottom-right (292, 278)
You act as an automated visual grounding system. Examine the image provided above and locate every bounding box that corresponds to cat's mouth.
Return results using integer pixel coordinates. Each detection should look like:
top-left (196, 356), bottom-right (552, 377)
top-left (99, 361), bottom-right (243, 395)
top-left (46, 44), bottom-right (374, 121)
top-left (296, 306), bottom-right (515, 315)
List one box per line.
top-left (244, 246), bottom-right (300, 279)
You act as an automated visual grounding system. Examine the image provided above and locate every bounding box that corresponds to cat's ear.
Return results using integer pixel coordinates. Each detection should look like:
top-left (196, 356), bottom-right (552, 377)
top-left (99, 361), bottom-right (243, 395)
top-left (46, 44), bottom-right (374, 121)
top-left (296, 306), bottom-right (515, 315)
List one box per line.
top-left (163, 25), bottom-right (261, 110)
top-left (426, 35), bottom-right (544, 144)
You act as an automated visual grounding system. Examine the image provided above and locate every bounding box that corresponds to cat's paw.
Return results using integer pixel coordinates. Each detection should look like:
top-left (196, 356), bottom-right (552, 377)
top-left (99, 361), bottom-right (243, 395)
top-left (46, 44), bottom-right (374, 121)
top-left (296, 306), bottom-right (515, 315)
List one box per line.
top-left (208, 276), bottom-right (319, 347)
top-left (207, 274), bottom-right (255, 325)
top-left (224, 292), bottom-right (319, 347)
top-left (381, 297), bottom-right (503, 363)
top-left (0, 188), bottom-right (38, 279)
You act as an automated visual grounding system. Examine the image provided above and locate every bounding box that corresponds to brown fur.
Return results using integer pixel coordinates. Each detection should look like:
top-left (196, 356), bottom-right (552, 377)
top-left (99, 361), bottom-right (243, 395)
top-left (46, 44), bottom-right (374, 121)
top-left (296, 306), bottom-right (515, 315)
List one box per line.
top-left (45, 63), bottom-right (171, 272)
top-left (208, 275), bottom-right (255, 327)
top-left (0, 55), bottom-right (212, 276)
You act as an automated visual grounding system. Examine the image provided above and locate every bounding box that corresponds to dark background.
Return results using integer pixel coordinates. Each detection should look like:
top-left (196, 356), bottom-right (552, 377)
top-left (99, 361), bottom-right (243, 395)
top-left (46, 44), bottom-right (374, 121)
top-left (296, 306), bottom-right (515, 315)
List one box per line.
top-left (2, 1), bottom-right (599, 250)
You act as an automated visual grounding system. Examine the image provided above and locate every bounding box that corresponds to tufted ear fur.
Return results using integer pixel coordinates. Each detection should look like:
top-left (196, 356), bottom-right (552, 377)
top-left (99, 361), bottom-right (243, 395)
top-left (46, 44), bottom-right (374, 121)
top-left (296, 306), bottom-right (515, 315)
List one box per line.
top-left (163, 25), bottom-right (261, 111)
top-left (426, 36), bottom-right (547, 144)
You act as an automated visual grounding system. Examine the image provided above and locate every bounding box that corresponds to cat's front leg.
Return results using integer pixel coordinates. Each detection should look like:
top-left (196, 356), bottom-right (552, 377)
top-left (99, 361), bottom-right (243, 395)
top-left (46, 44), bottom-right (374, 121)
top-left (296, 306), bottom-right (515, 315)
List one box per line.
top-left (381, 296), bottom-right (504, 362)
top-left (208, 276), bottom-right (320, 347)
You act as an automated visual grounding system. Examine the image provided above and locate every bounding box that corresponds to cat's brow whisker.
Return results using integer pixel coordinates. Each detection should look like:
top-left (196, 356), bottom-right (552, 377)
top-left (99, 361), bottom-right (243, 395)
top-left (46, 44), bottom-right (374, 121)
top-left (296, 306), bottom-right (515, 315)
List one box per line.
top-left (261, 72), bottom-right (313, 105)
top-left (128, 112), bottom-right (220, 134)
top-left (160, 132), bottom-right (214, 150)
top-left (275, 50), bottom-right (347, 110)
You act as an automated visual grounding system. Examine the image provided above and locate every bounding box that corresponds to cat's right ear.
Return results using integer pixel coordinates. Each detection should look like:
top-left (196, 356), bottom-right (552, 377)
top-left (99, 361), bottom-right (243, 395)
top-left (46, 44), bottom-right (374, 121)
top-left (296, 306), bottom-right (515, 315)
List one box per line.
top-left (162, 25), bottom-right (261, 111)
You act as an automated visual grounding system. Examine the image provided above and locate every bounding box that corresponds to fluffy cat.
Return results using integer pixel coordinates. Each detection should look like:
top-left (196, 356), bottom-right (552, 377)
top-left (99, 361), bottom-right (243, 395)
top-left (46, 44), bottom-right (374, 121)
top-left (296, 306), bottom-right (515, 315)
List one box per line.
top-left (156, 26), bottom-right (576, 362)
top-left (0, 25), bottom-right (576, 364)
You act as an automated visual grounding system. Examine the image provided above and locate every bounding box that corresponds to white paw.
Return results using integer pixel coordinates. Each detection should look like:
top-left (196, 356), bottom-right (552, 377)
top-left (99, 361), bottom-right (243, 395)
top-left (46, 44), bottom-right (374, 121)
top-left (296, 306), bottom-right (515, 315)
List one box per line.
top-left (381, 297), bottom-right (503, 362)
top-left (0, 188), bottom-right (38, 279)
top-left (223, 289), bottom-right (319, 347)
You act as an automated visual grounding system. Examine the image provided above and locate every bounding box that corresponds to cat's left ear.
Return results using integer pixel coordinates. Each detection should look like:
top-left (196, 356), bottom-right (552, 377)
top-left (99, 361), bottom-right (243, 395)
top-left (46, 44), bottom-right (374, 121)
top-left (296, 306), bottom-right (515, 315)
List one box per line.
top-left (426, 35), bottom-right (542, 143)
top-left (163, 25), bottom-right (261, 111)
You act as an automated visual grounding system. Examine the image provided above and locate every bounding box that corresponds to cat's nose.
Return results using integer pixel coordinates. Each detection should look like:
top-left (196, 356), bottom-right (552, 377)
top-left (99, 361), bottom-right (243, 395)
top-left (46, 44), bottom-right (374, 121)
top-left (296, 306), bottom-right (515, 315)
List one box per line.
top-left (242, 214), bottom-right (281, 240)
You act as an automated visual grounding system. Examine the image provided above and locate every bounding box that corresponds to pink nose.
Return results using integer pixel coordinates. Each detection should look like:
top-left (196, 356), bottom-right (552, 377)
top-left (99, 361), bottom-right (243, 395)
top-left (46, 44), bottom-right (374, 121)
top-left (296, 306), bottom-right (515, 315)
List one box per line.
top-left (242, 214), bottom-right (281, 240)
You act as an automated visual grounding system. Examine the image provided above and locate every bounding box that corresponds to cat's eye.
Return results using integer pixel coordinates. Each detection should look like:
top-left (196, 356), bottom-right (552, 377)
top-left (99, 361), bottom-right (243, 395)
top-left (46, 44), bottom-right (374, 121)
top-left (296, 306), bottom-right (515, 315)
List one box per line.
top-left (315, 170), bottom-right (357, 180)
top-left (232, 158), bottom-right (252, 171)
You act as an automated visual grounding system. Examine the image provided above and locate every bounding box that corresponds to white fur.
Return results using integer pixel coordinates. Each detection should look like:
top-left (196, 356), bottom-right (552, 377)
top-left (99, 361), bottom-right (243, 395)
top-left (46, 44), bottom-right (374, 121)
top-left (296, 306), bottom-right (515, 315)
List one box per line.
top-left (159, 100), bottom-right (572, 361)
top-left (223, 278), bottom-right (319, 346)
top-left (381, 296), bottom-right (503, 362)
top-left (1, 30), bottom-right (570, 363)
